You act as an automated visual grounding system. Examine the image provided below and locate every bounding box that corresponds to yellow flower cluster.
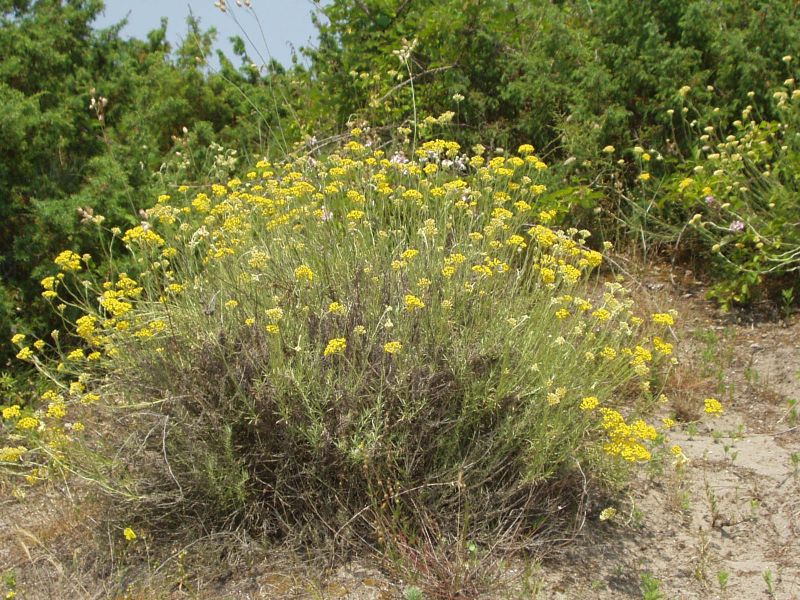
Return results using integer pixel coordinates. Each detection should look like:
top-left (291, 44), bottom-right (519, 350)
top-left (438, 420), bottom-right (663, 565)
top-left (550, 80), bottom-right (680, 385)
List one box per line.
top-left (54, 250), bottom-right (83, 272)
top-left (404, 294), bottom-right (425, 311)
top-left (266, 307), bottom-right (284, 322)
top-left (383, 341), bottom-right (403, 354)
top-left (323, 337), bottom-right (347, 357)
top-left (17, 416), bottom-right (39, 430)
top-left (0, 446), bottom-right (27, 462)
top-left (2, 405), bottom-right (21, 419)
top-left (652, 312), bottom-right (675, 326)
top-left (294, 264), bottom-right (315, 283)
top-left (122, 226), bottom-right (165, 246)
top-left (704, 398), bottom-right (724, 415)
top-left (599, 407), bottom-right (657, 462)
top-left (15, 347), bottom-right (33, 361)
top-left (328, 302), bottom-right (346, 315)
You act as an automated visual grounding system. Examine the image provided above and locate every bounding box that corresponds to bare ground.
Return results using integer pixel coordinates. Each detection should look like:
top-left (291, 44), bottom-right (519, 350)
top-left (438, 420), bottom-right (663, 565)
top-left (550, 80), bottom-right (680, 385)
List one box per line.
top-left (2, 263), bottom-right (798, 599)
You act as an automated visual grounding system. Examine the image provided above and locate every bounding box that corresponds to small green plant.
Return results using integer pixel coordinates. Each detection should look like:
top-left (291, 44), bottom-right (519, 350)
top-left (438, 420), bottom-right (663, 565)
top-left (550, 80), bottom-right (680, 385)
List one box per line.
top-left (744, 366), bottom-right (760, 388)
top-left (630, 505), bottom-right (646, 529)
top-left (749, 498), bottom-right (761, 519)
top-left (780, 287), bottom-right (795, 319)
top-left (466, 540), bottom-right (478, 558)
top-left (640, 572), bottom-right (664, 600)
top-left (403, 585), bottom-right (425, 600)
top-left (763, 569), bottom-right (775, 597)
top-left (704, 478), bottom-right (721, 527)
top-left (518, 561), bottom-right (544, 597)
top-left (786, 399), bottom-right (798, 426)
top-left (674, 489), bottom-right (692, 514)
top-left (2, 569), bottom-right (16, 599)
top-left (694, 529), bottom-right (711, 583)
top-left (717, 569), bottom-right (729, 591)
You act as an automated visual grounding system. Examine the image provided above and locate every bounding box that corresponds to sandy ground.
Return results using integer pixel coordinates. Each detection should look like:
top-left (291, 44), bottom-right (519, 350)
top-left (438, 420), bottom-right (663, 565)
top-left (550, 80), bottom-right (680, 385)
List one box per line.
top-left (2, 265), bottom-right (798, 599)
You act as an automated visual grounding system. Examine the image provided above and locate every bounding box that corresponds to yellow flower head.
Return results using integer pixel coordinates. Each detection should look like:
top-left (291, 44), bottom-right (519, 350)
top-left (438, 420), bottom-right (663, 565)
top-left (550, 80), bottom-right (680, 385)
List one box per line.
top-left (2, 405), bottom-right (21, 420)
top-left (404, 294), bottom-right (425, 311)
top-left (323, 337), bottom-right (347, 357)
top-left (16, 347), bottom-right (34, 361)
top-left (294, 264), bottom-right (315, 283)
top-left (17, 416), bottom-right (39, 430)
top-left (599, 507), bottom-right (617, 521)
top-left (651, 312), bottom-right (675, 326)
top-left (653, 336), bottom-right (673, 355)
top-left (0, 446), bottom-right (26, 462)
top-left (54, 250), bottom-right (83, 272)
top-left (600, 346), bottom-right (617, 360)
top-left (266, 307), bottom-right (284, 322)
top-left (383, 341), bottom-right (403, 354)
top-left (704, 398), bottom-right (723, 416)
top-left (328, 301), bottom-right (346, 315)
top-left (66, 349), bottom-right (85, 361)
top-left (592, 308), bottom-right (611, 322)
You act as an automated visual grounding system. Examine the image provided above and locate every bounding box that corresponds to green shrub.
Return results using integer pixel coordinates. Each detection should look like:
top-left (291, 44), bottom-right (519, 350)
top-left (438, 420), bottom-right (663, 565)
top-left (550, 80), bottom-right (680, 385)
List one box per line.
top-left (308, 0), bottom-right (800, 156)
top-left (4, 139), bottom-right (677, 550)
top-left (652, 68), bottom-right (800, 309)
top-left (0, 2), bottom-right (303, 365)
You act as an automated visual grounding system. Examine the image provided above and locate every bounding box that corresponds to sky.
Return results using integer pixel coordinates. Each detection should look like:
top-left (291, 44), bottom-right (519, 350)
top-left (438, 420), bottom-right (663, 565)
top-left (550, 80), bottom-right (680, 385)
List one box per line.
top-left (93, 1), bottom-right (328, 68)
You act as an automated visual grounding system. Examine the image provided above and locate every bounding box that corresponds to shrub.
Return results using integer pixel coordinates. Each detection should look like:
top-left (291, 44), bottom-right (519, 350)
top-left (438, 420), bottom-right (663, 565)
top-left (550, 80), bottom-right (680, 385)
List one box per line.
top-left (3, 138), bottom-right (677, 551)
top-left (651, 68), bottom-right (800, 309)
top-left (308, 0), bottom-right (800, 157)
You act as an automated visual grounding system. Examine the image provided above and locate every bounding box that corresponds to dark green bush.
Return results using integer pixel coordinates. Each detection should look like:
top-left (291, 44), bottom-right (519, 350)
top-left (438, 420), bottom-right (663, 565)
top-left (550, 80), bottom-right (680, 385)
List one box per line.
top-left (307, 0), bottom-right (800, 157)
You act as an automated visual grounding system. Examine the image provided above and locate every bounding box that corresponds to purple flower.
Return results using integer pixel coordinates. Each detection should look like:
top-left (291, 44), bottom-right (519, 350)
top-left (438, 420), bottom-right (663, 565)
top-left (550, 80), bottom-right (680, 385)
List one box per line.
top-left (729, 220), bottom-right (745, 232)
top-left (705, 195), bottom-right (716, 205)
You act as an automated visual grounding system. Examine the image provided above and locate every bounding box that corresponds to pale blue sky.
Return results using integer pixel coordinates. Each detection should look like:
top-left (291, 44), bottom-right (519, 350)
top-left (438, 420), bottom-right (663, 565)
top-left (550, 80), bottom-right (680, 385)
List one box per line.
top-left (94, 1), bottom-right (328, 67)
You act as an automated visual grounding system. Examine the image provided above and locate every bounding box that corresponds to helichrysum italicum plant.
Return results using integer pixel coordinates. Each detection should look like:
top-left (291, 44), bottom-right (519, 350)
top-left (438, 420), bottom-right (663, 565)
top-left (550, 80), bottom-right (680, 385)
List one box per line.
top-left (3, 137), bottom-right (681, 548)
top-left (652, 71), bottom-right (800, 308)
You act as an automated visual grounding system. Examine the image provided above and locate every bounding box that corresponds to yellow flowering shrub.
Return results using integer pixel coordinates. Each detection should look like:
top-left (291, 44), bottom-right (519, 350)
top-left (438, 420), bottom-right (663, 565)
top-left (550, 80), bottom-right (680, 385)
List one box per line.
top-left (6, 139), bottom-right (679, 550)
